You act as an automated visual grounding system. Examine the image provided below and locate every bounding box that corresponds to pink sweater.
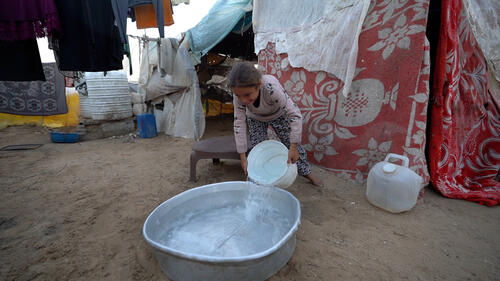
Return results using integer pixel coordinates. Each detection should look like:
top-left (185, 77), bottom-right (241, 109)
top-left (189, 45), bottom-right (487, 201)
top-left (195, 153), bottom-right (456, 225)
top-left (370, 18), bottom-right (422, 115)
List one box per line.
top-left (233, 75), bottom-right (302, 153)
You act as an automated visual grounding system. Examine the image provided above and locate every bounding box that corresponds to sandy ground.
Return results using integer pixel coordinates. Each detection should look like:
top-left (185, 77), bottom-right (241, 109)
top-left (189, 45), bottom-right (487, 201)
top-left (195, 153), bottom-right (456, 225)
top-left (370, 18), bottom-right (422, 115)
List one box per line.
top-left (0, 117), bottom-right (499, 281)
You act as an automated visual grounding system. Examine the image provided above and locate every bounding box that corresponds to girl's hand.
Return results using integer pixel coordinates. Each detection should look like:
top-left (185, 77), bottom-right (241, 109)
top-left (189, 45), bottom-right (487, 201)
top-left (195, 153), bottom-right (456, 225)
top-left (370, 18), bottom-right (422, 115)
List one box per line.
top-left (240, 153), bottom-right (248, 175)
top-left (288, 143), bottom-right (299, 164)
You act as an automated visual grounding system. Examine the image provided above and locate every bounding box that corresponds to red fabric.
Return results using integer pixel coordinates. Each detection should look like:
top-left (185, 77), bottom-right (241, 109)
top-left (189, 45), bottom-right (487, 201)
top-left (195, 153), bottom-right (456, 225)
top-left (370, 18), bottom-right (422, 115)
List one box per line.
top-left (258, 0), bottom-right (431, 185)
top-left (429, 0), bottom-right (500, 206)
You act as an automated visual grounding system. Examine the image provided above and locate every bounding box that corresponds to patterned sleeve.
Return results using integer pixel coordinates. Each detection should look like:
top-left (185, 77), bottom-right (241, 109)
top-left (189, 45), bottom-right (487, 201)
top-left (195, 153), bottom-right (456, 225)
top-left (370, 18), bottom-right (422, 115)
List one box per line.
top-left (233, 98), bottom-right (248, 153)
top-left (266, 76), bottom-right (303, 144)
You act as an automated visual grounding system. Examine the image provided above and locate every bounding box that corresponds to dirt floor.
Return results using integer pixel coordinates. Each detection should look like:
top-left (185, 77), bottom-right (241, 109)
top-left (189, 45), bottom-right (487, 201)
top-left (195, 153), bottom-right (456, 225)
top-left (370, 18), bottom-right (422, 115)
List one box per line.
top-left (1, 117), bottom-right (499, 281)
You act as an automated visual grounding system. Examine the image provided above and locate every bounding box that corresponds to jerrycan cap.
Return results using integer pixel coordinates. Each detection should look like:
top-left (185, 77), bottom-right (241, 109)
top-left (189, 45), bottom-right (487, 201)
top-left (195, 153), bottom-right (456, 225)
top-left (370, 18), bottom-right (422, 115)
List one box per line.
top-left (382, 163), bottom-right (397, 174)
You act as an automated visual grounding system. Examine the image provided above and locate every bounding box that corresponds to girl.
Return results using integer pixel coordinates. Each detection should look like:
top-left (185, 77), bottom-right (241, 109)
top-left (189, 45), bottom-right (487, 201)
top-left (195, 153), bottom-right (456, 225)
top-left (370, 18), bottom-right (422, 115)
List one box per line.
top-left (229, 62), bottom-right (322, 186)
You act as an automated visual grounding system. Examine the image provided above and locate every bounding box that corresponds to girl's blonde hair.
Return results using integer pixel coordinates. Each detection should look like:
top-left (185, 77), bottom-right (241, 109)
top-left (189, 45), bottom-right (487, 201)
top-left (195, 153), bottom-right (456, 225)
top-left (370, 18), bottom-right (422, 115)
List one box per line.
top-left (228, 62), bottom-right (262, 88)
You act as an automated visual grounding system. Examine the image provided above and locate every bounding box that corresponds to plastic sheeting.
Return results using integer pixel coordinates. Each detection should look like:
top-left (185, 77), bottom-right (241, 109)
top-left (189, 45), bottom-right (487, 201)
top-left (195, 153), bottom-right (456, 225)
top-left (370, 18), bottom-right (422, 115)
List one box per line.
top-left (142, 39), bottom-right (192, 101)
top-left (138, 38), bottom-right (205, 140)
top-left (185, 0), bottom-right (252, 63)
top-left (253, 0), bottom-right (370, 97)
top-left (430, 0), bottom-right (500, 206)
top-left (462, 0), bottom-right (500, 82)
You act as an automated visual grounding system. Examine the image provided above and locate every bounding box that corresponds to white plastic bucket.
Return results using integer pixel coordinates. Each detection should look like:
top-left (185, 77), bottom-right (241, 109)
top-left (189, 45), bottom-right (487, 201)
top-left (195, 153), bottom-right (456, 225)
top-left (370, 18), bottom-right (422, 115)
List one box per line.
top-left (247, 140), bottom-right (298, 189)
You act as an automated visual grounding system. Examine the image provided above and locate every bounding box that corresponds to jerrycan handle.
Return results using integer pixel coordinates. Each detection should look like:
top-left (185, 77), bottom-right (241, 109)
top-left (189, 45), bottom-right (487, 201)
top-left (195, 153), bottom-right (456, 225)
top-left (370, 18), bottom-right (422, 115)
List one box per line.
top-left (384, 153), bottom-right (409, 167)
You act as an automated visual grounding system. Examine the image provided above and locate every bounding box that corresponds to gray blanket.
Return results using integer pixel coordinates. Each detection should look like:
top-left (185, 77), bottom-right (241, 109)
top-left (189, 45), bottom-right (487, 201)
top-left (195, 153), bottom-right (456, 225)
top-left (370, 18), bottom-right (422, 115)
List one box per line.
top-left (0, 63), bottom-right (67, 116)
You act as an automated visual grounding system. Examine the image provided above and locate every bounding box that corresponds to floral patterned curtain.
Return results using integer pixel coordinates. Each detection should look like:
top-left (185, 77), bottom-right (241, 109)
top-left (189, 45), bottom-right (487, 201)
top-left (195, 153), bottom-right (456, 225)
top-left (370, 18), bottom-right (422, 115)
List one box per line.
top-left (258, 0), bottom-right (431, 185)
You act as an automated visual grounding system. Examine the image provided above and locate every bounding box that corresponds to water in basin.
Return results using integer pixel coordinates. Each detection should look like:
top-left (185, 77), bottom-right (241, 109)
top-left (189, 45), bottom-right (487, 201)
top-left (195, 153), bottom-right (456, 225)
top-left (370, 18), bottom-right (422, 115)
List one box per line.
top-left (158, 193), bottom-right (292, 257)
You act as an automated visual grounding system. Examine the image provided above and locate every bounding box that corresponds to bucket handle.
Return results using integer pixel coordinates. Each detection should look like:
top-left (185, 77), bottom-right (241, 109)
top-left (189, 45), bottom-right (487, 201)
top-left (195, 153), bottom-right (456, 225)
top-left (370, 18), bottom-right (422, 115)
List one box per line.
top-left (384, 153), bottom-right (409, 167)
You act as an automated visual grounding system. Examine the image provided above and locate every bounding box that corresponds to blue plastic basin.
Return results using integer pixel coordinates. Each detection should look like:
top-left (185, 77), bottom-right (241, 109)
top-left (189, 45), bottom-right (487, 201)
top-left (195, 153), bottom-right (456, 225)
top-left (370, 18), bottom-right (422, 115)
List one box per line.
top-left (50, 131), bottom-right (80, 143)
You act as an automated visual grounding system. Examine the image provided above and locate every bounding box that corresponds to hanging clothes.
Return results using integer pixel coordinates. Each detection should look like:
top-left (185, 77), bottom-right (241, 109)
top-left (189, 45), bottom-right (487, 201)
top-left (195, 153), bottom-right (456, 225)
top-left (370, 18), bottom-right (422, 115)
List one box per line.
top-left (134, 0), bottom-right (174, 30)
top-left (0, 63), bottom-right (67, 115)
top-left (0, 0), bottom-right (61, 81)
top-left (0, 0), bottom-right (61, 41)
top-left (0, 39), bottom-right (45, 81)
top-left (112, 0), bottom-right (173, 43)
top-left (51, 0), bottom-right (123, 72)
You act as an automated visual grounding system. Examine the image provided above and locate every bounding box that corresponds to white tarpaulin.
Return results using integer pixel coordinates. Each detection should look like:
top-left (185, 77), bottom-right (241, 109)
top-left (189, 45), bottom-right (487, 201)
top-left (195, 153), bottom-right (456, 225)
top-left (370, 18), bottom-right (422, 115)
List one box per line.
top-left (253, 0), bottom-right (370, 97)
top-left (138, 38), bottom-right (205, 140)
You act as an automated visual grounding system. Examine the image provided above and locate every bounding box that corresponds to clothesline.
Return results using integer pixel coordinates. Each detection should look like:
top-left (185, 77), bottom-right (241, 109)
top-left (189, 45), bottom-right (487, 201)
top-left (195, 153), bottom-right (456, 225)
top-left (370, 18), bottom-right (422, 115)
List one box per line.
top-left (128, 34), bottom-right (161, 42)
top-left (127, 34), bottom-right (190, 74)
top-left (128, 33), bottom-right (187, 44)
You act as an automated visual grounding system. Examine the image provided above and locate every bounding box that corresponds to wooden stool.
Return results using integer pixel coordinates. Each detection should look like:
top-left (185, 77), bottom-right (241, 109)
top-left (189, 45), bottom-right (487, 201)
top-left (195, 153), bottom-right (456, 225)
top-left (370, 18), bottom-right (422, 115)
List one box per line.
top-left (190, 136), bottom-right (241, 181)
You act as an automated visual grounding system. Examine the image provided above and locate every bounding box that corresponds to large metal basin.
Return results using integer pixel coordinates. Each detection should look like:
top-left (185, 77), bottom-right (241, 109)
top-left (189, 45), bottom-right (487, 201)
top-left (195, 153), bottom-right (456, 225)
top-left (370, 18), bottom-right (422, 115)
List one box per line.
top-left (143, 181), bottom-right (301, 281)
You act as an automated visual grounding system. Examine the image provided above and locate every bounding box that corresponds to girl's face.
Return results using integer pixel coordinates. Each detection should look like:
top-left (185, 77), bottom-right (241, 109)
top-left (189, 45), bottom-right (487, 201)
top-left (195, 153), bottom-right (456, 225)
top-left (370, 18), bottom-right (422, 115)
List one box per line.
top-left (232, 84), bottom-right (260, 105)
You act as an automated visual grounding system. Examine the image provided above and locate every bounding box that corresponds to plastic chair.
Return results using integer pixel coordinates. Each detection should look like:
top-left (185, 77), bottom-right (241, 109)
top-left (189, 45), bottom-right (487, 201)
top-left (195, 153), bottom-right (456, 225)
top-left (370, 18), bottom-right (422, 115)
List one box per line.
top-left (189, 136), bottom-right (241, 181)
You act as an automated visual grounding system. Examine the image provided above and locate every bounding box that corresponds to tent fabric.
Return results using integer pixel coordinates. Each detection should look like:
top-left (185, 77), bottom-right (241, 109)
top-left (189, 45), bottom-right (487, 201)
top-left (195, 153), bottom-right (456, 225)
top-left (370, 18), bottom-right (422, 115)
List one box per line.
top-left (462, 0), bottom-right (500, 82)
top-left (231, 11), bottom-right (252, 34)
top-left (185, 0), bottom-right (252, 63)
top-left (258, 0), bottom-right (431, 185)
top-left (429, 0), bottom-right (500, 206)
top-left (253, 0), bottom-right (370, 97)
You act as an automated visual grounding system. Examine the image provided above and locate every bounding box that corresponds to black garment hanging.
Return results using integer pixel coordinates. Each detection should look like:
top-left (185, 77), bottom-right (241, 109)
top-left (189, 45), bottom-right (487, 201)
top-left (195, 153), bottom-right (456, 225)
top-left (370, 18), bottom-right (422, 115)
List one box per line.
top-left (51, 0), bottom-right (123, 72)
top-left (0, 39), bottom-right (45, 81)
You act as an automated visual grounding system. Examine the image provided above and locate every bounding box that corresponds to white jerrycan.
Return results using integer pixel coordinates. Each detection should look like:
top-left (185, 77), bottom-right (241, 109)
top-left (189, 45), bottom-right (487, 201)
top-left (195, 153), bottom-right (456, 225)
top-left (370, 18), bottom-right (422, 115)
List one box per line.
top-left (366, 153), bottom-right (424, 213)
